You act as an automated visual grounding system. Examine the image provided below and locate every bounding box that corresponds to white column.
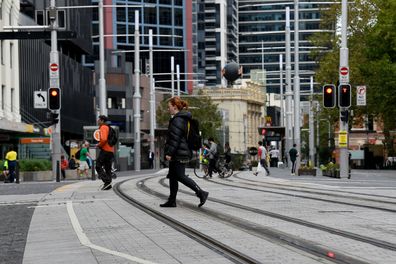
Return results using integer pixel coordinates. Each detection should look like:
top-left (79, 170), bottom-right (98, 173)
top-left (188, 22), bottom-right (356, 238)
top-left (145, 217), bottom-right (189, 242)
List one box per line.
top-left (11, 4), bottom-right (20, 122)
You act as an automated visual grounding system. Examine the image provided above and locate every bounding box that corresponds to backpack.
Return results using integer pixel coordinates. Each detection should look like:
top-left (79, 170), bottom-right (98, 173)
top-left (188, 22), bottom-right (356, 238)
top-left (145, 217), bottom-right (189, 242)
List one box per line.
top-left (75, 149), bottom-right (81, 160)
top-left (186, 118), bottom-right (202, 151)
top-left (107, 125), bottom-right (118, 147)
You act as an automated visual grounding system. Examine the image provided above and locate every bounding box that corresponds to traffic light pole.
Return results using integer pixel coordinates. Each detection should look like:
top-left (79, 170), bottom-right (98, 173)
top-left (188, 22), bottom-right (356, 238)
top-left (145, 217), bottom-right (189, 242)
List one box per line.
top-left (339, 0), bottom-right (349, 178)
top-left (133, 10), bottom-right (141, 171)
top-left (50, 0), bottom-right (61, 182)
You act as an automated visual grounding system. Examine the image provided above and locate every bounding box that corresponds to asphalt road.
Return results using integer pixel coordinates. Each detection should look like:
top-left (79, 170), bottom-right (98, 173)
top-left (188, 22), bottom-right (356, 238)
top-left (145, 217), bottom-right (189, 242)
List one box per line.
top-left (0, 182), bottom-right (71, 264)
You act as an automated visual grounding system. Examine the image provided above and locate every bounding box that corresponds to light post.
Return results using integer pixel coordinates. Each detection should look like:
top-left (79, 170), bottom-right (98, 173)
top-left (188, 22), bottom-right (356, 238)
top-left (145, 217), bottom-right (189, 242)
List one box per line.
top-left (294, 0), bottom-right (301, 170)
top-left (133, 10), bottom-right (141, 171)
top-left (98, 0), bottom-right (107, 116)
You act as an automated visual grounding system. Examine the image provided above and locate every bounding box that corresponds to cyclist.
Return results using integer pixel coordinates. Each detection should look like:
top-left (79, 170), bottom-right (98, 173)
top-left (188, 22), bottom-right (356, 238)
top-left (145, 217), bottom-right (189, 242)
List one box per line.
top-left (204, 137), bottom-right (218, 178)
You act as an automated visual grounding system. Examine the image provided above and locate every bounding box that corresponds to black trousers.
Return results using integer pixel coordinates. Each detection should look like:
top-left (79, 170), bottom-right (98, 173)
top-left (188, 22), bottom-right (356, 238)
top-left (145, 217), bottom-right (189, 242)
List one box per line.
top-left (96, 150), bottom-right (114, 184)
top-left (291, 160), bottom-right (297, 174)
top-left (260, 159), bottom-right (270, 174)
top-left (168, 160), bottom-right (201, 202)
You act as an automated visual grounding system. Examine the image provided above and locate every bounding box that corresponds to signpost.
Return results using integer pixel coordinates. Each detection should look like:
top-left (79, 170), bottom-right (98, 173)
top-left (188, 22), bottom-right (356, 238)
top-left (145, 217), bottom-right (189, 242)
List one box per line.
top-left (34, 91), bottom-right (47, 109)
top-left (339, 130), bottom-right (348, 148)
top-left (339, 66), bottom-right (349, 83)
top-left (356, 85), bottom-right (366, 106)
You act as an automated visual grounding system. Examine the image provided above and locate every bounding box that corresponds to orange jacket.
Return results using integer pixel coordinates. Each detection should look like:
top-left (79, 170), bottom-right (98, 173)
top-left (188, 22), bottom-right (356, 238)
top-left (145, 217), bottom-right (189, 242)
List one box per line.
top-left (61, 159), bottom-right (68, 170)
top-left (98, 124), bottom-right (114, 153)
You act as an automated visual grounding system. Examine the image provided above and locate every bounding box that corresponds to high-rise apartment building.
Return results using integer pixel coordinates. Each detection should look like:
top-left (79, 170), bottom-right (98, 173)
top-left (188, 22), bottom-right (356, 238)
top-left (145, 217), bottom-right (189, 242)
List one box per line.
top-left (239, 0), bottom-right (332, 92)
top-left (192, 0), bottom-right (238, 88)
top-left (90, 0), bottom-right (193, 93)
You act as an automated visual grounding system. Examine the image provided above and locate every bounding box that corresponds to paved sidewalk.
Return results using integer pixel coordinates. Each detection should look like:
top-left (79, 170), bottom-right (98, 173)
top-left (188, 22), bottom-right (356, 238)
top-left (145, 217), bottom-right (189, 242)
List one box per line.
top-left (20, 168), bottom-right (396, 264)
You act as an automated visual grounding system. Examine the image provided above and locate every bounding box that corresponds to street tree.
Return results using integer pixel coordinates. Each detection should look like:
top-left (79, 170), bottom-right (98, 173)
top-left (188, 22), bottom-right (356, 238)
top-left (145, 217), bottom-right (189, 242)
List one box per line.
top-left (156, 93), bottom-right (223, 142)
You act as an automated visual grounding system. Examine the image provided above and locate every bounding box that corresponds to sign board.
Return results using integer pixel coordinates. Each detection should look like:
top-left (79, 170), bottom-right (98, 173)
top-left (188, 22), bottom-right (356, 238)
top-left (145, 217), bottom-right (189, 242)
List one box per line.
top-left (49, 63), bottom-right (59, 79)
top-left (338, 130), bottom-right (348, 148)
top-left (356, 85), bottom-right (366, 106)
top-left (34, 91), bottom-right (47, 109)
top-left (339, 66), bottom-right (349, 83)
top-left (248, 147), bottom-right (258, 156)
top-left (93, 129), bottom-right (100, 142)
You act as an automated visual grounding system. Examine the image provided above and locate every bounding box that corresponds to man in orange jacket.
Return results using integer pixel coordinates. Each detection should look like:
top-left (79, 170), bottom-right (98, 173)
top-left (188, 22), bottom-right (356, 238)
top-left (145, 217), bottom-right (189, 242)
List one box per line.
top-left (96, 115), bottom-right (115, 190)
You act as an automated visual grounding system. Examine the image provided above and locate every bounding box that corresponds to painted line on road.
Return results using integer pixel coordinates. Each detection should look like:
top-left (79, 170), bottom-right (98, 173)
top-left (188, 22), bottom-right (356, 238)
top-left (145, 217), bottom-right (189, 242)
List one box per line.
top-left (66, 201), bottom-right (158, 264)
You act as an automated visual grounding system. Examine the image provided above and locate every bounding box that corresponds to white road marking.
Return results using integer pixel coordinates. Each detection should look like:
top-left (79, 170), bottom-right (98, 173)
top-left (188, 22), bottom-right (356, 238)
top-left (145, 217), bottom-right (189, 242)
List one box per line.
top-left (66, 201), bottom-right (158, 264)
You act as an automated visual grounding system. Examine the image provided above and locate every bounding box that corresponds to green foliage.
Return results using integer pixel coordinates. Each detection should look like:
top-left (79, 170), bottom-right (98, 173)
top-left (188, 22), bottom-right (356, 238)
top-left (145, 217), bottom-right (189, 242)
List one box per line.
top-left (18, 159), bottom-right (52, 172)
top-left (310, 0), bottom-right (396, 154)
top-left (156, 93), bottom-right (223, 141)
top-left (319, 161), bottom-right (340, 171)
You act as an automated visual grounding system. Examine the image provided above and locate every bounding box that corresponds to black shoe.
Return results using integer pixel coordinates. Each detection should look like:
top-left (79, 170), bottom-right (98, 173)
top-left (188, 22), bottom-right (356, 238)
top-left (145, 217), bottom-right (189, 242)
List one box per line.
top-left (160, 201), bottom-right (176, 207)
top-left (198, 191), bottom-right (209, 207)
top-left (101, 182), bottom-right (112, 190)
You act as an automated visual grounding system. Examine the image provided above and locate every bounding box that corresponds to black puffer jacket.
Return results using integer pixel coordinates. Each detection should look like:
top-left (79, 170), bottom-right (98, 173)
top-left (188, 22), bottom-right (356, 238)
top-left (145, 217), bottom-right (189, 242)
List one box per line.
top-left (164, 111), bottom-right (192, 161)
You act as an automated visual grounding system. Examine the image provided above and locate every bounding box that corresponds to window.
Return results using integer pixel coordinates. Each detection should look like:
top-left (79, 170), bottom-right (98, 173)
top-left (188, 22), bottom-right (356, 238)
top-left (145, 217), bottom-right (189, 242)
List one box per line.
top-left (144, 7), bottom-right (157, 24)
top-left (140, 110), bottom-right (144, 121)
top-left (159, 7), bottom-right (172, 25)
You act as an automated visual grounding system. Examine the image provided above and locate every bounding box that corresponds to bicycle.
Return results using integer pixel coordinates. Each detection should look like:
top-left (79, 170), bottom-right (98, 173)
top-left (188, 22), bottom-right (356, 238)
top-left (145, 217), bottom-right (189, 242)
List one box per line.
top-left (194, 155), bottom-right (233, 178)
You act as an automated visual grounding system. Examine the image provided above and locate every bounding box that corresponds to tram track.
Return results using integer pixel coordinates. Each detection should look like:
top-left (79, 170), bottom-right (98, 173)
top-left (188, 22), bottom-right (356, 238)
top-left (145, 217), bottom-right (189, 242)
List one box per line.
top-left (233, 174), bottom-right (396, 203)
top-left (113, 178), bottom-right (260, 264)
top-left (205, 176), bottom-right (396, 213)
top-left (159, 178), bottom-right (396, 252)
top-left (119, 176), bottom-right (376, 264)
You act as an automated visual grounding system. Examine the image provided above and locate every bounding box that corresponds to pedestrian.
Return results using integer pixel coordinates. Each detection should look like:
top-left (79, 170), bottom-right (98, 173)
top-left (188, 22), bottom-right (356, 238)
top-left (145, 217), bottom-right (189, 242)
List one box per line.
top-left (77, 142), bottom-right (91, 178)
top-left (95, 115), bottom-right (115, 190)
top-left (148, 150), bottom-right (154, 169)
top-left (289, 144), bottom-right (299, 175)
top-left (61, 155), bottom-right (68, 180)
top-left (254, 141), bottom-right (270, 176)
top-left (224, 142), bottom-right (232, 168)
top-left (5, 146), bottom-right (17, 183)
top-left (269, 147), bottom-right (280, 167)
top-left (161, 96), bottom-right (209, 207)
top-left (205, 137), bottom-right (218, 178)
top-left (2, 160), bottom-right (9, 183)
top-left (68, 155), bottom-right (77, 169)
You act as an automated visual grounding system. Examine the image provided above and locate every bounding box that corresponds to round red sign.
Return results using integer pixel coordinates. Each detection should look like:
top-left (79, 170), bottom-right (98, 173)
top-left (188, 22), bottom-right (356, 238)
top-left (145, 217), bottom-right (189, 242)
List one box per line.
top-left (340, 67), bottom-right (348, 75)
top-left (50, 63), bottom-right (58, 72)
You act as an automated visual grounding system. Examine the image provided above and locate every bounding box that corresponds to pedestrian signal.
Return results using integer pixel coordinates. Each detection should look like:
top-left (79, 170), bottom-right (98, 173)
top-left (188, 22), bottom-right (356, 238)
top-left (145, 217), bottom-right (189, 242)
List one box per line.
top-left (51, 112), bottom-right (59, 125)
top-left (323, 84), bottom-right (336, 108)
top-left (48, 88), bottom-right (61, 110)
top-left (340, 110), bottom-right (349, 123)
top-left (338, 84), bottom-right (351, 108)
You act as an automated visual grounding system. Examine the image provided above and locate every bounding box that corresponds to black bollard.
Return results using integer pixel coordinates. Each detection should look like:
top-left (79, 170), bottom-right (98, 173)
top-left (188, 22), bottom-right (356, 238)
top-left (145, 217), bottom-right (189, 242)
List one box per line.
top-left (91, 160), bottom-right (96, 180)
top-left (56, 160), bottom-right (60, 182)
top-left (15, 161), bottom-right (20, 184)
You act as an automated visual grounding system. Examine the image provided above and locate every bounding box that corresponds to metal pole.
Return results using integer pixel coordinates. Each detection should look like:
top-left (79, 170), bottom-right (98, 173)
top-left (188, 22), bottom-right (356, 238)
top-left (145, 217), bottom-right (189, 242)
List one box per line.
top-left (279, 54), bottom-right (284, 127)
top-left (339, 0), bottom-right (349, 178)
top-left (176, 64), bottom-right (180, 96)
top-left (262, 40), bottom-right (265, 87)
top-left (171, 56), bottom-right (174, 96)
top-left (316, 104), bottom-right (320, 166)
top-left (149, 29), bottom-right (155, 160)
top-left (133, 10), bottom-right (141, 171)
top-left (50, 0), bottom-right (61, 182)
top-left (285, 7), bottom-right (293, 168)
top-left (309, 76), bottom-right (315, 166)
top-left (98, 0), bottom-right (107, 116)
top-left (294, 0), bottom-right (301, 167)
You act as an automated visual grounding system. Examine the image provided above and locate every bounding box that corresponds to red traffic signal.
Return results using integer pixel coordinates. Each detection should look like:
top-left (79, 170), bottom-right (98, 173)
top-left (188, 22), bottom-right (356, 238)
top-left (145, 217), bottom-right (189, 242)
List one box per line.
top-left (338, 84), bottom-right (351, 108)
top-left (323, 84), bottom-right (336, 108)
top-left (48, 88), bottom-right (61, 110)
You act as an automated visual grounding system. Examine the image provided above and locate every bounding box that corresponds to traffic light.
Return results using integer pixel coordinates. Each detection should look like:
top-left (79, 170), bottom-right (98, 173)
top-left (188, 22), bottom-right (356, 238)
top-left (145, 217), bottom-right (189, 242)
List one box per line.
top-left (338, 84), bottom-right (351, 108)
top-left (323, 84), bottom-right (336, 108)
top-left (340, 110), bottom-right (349, 122)
top-left (48, 88), bottom-right (61, 110)
top-left (51, 112), bottom-right (59, 125)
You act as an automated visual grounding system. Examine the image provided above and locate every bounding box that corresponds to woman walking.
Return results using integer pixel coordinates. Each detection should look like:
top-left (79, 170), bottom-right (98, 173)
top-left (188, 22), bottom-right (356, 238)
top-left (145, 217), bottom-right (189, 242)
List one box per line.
top-left (161, 96), bottom-right (209, 208)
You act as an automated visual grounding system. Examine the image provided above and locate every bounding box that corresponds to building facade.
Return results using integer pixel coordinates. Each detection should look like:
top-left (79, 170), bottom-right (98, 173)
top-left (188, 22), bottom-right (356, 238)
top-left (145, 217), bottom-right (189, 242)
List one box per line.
top-left (201, 81), bottom-right (265, 153)
top-left (192, 0), bottom-right (238, 88)
top-left (239, 0), bottom-right (332, 93)
top-left (90, 0), bottom-right (193, 93)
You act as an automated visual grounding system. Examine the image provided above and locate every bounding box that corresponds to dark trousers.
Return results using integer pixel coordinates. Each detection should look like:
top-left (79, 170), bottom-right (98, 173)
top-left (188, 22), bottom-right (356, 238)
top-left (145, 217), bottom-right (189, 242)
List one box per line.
top-left (260, 159), bottom-right (270, 174)
top-left (291, 160), bottom-right (297, 174)
top-left (149, 159), bottom-right (154, 169)
top-left (96, 150), bottom-right (114, 184)
top-left (8, 161), bottom-right (16, 183)
top-left (208, 159), bottom-right (216, 177)
top-left (61, 169), bottom-right (66, 179)
top-left (168, 160), bottom-right (201, 202)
